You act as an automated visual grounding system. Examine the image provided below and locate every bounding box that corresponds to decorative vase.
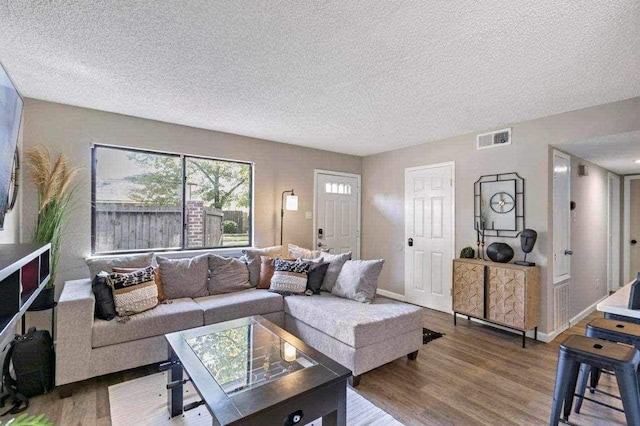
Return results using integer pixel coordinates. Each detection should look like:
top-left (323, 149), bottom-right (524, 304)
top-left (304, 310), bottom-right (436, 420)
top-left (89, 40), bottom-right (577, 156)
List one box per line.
top-left (486, 243), bottom-right (514, 263)
top-left (459, 246), bottom-right (475, 259)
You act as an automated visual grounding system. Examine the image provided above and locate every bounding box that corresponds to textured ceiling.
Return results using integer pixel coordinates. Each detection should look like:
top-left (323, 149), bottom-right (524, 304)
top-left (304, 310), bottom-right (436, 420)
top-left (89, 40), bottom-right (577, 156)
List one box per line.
top-left (558, 131), bottom-right (640, 175)
top-left (0, 1), bottom-right (639, 156)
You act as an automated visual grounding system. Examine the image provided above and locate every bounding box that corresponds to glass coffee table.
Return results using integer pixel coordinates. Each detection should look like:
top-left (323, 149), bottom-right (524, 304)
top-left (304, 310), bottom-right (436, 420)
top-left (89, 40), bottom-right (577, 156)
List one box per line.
top-left (164, 315), bottom-right (351, 425)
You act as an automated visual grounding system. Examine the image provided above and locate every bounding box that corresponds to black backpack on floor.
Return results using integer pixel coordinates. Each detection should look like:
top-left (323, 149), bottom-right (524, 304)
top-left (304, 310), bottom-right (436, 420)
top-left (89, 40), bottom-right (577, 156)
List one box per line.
top-left (0, 327), bottom-right (54, 415)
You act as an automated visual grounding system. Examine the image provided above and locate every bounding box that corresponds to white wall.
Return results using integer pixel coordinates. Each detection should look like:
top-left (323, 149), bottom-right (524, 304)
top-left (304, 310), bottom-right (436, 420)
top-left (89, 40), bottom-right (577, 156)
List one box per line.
top-left (362, 97), bottom-right (640, 334)
top-left (20, 99), bottom-right (362, 291)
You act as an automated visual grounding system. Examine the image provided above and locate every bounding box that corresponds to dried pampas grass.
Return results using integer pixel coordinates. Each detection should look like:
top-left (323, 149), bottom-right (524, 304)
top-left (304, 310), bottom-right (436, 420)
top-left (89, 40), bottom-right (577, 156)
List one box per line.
top-left (25, 144), bottom-right (80, 285)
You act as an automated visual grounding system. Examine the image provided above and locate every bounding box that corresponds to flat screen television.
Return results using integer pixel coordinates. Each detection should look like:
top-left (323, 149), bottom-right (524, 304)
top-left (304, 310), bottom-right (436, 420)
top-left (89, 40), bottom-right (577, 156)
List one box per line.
top-left (0, 62), bottom-right (23, 230)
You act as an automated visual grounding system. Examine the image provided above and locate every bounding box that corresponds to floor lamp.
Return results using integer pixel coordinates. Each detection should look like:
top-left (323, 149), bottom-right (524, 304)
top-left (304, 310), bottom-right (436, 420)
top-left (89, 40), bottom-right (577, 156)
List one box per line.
top-left (280, 189), bottom-right (298, 245)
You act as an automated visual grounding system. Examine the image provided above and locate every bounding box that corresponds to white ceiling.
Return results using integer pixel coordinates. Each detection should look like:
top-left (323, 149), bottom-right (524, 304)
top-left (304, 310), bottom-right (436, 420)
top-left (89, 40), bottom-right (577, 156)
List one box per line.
top-left (0, 1), bottom-right (639, 156)
top-left (558, 130), bottom-right (640, 175)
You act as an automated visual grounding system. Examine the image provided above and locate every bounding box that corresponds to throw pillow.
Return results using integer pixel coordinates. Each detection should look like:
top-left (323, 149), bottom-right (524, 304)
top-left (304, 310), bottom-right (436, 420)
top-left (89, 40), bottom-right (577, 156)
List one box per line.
top-left (107, 267), bottom-right (159, 316)
top-left (156, 255), bottom-right (209, 299)
top-left (331, 259), bottom-right (385, 303)
top-left (305, 261), bottom-right (330, 295)
top-left (288, 244), bottom-right (322, 259)
top-left (240, 249), bottom-right (262, 287)
top-left (86, 252), bottom-right (154, 280)
top-left (91, 272), bottom-right (116, 321)
top-left (208, 255), bottom-right (253, 295)
top-left (269, 259), bottom-right (310, 295)
top-left (113, 266), bottom-right (166, 302)
top-left (320, 252), bottom-right (352, 292)
top-left (258, 256), bottom-right (295, 289)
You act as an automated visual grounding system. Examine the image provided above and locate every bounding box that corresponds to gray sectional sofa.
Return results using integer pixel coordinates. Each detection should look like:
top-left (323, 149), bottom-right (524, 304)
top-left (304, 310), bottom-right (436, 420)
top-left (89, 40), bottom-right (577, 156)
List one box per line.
top-left (56, 277), bottom-right (423, 391)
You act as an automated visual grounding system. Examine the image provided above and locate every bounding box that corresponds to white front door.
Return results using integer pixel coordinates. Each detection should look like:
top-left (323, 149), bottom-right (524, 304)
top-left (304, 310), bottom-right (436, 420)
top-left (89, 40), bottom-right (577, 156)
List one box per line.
top-left (553, 150), bottom-right (571, 284)
top-left (405, 162), bottom-right (454, 312)
top-left (314, 171), bottom-right (360, 258)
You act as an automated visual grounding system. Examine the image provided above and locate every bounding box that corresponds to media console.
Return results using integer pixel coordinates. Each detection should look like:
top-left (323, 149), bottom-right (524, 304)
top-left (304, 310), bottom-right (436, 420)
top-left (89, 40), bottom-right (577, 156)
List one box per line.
top-left (0, 243), bottom-right (51, 343)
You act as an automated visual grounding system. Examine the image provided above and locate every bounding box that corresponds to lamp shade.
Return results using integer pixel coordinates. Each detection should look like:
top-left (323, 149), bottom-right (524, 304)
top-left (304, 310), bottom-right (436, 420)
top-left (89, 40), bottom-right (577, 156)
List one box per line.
top-left (285, 195), bottom-right (298, 211)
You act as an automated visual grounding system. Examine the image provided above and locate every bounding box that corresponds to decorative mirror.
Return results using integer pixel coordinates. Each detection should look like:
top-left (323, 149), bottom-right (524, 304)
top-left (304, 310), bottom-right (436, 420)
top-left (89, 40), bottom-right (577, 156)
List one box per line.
top-left (474, 172), bottom-right (524, 237)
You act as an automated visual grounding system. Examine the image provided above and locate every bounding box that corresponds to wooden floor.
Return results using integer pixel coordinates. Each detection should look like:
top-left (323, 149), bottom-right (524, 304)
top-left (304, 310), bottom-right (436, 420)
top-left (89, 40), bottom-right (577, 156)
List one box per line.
top-left (10, 309), bottom-right (629, 425)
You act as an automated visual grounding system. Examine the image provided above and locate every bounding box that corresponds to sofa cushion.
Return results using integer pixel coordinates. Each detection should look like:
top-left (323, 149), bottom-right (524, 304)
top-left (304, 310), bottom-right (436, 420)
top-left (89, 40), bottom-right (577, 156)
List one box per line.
top-left (195, 289), bottom-right (284, 325)
top-left (86, 253), bottom-right (154, 279)
top-left (331, 259), bottom-right (384, 303)
top-left (92, 298), bottom-right (203, 348)
top-left (208, 254), bottom-right (253, 294)
top-left (320, 252), bottom-right (351, 292)
top-left (157, 255), bottom-right (209, 299)
top-left (284, 292), bottom-right (423, 348)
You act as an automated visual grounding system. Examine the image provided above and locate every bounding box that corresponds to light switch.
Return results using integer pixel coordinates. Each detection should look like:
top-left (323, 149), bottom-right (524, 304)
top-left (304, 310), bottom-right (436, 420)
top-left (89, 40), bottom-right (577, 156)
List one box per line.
top-left (305, 211), bottom-right (313, 220)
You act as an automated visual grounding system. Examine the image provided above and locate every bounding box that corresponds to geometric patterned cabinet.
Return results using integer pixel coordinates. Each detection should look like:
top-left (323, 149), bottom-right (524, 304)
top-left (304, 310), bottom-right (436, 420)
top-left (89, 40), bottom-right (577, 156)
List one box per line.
top-left (452, 258), bottom-right (540, 347)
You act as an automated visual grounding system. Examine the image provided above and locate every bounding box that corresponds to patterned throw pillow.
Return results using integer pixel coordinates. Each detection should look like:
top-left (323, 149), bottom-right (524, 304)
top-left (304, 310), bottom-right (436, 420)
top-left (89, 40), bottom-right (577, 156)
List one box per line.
top-left (107, 266), bottom-right (158, 317)
top-left (113, 266), bottom-right (166, 302)
top-left (269, 259), bottom-right (310, 295)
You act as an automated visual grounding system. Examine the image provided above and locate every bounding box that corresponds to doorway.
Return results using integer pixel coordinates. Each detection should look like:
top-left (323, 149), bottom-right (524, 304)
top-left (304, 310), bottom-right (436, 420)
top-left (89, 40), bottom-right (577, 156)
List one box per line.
top-left (624, 175), bottom-right (640, 284)
top-left (314, 170), bottom-right (361, 259)
top-left (404, 162), bottom-right (455, 312)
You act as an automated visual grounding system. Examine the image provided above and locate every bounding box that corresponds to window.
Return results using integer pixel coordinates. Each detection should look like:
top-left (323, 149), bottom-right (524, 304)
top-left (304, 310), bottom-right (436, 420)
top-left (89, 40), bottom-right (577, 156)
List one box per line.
top-left (324, 181), bottom-right (351, 195)
top-left (92, 145), bottom-right (252, 254)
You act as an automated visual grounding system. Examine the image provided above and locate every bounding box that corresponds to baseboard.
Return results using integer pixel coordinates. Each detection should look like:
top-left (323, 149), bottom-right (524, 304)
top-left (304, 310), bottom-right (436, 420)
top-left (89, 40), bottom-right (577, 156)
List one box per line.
top-left (375, 289), bottom-right (406, 302)
top-left (537, 294), bottom-right (609, 343)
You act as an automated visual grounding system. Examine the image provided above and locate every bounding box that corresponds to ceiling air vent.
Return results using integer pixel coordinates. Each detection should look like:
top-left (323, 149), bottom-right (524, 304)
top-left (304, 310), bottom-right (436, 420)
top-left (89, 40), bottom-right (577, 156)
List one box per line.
top-left (476, 128), bottom-right (511, 150)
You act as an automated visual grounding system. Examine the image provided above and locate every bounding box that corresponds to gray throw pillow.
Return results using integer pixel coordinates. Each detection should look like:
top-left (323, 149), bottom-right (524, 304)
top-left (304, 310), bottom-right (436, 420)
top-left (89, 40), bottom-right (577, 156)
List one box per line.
top-left (320, 252), bottom-right (352, 292)
top-left (86, 253), bottom-right (154, 279)
top-left (331, 259), bottom-right (385, 303)
top-left (241, 249), bottom-right (262, 287)
top-left (208, 255), bottom-right (253, 295)
top-left (156, 255), bottom-right (209, 299)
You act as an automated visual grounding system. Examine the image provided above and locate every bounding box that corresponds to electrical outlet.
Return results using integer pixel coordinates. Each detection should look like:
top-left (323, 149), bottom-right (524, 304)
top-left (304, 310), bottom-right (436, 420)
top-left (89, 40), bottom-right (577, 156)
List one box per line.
top-left (305, 211), bottom-right (313, 220)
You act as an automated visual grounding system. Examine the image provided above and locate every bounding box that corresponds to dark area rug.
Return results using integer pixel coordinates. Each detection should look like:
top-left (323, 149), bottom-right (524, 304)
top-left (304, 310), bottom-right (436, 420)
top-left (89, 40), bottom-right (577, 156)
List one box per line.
top-left (423, 328), bottom-right (444, 344)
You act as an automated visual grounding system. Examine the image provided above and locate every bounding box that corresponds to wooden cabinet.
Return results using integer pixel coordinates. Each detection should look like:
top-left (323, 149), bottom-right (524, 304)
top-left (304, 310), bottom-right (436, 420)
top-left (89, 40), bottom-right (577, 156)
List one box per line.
top-left (452, 258), bottom-right (540, 347)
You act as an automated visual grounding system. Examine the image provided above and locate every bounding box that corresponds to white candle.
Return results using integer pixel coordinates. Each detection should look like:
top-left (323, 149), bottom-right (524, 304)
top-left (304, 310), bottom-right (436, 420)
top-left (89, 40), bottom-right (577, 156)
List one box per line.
top-left (283, 342), bottom-right (297, 362)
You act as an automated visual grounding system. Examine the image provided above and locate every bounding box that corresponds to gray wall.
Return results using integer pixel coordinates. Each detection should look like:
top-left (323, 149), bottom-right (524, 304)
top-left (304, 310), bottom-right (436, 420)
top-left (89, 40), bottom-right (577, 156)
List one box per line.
top-left (362, 97), bottom-right (640, 334)
top-left (20, 99), bottom-right (362, 287)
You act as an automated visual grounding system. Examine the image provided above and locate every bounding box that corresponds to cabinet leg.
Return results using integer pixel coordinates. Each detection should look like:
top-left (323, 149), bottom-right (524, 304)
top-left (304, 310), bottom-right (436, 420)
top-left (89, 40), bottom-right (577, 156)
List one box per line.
top-left (522, 331), bottom-right (526, 348)
top-left (453, 312), bottom-right (457, 326)
top-left (534, 327), bottom-right (537, 341)
top-left (407, 350), bottom-right (419, 360)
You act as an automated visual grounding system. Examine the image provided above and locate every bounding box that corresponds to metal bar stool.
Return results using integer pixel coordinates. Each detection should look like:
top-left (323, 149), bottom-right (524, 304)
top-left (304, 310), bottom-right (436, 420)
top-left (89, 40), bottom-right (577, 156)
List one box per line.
top-left (575, 318), bottom-right (640, 415)
top-left (550, 335), bottom-right (640, 425)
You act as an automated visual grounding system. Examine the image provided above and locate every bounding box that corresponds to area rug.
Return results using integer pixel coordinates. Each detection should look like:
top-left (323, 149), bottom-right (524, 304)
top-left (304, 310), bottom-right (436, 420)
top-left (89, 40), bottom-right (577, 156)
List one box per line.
top-left (423, 327), bottom-right (444, 344)
top-left (109, 371), bottom-right (403, 426)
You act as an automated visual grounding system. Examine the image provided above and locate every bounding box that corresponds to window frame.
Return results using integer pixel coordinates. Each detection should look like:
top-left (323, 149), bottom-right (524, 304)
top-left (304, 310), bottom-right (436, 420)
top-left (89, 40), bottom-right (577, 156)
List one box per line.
top-left (91, 144), bottom-right (253, 255)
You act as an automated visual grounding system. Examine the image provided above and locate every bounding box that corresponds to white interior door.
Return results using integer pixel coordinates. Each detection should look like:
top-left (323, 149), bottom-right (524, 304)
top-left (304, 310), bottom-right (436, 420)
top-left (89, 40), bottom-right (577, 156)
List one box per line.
top-left (314, 171), bottom-right (360, 258)
top-left (630, 179), bottom-right (640, 280)
top-left (553, 150), bottom-right (571, 284)
top-left (405, 162), bottom-right (454, 312)
top-left (608, 172), bottom-right (621, 292)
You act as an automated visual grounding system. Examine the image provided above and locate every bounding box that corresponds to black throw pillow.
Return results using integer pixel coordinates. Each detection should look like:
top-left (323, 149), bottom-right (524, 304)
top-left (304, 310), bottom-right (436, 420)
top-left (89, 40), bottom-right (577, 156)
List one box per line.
top-left (92, 272), bottom-right (116, 321)
top-left (306, 262), bottom-right (330, 295)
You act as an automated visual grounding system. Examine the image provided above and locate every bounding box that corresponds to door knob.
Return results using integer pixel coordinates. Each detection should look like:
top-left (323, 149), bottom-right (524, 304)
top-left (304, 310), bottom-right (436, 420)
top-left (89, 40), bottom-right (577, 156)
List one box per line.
top-left (408, 238), bottom-right (413, 247)
top-left (564, 250), bottom-right (573, 255)
top-left (632, 240), bottom-right (637, 245)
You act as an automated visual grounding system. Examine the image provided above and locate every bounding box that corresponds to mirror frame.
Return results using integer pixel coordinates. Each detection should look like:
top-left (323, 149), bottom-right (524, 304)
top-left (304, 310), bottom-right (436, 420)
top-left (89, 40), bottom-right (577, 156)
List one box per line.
top-left (474, 172), bottom-right (525, 238)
